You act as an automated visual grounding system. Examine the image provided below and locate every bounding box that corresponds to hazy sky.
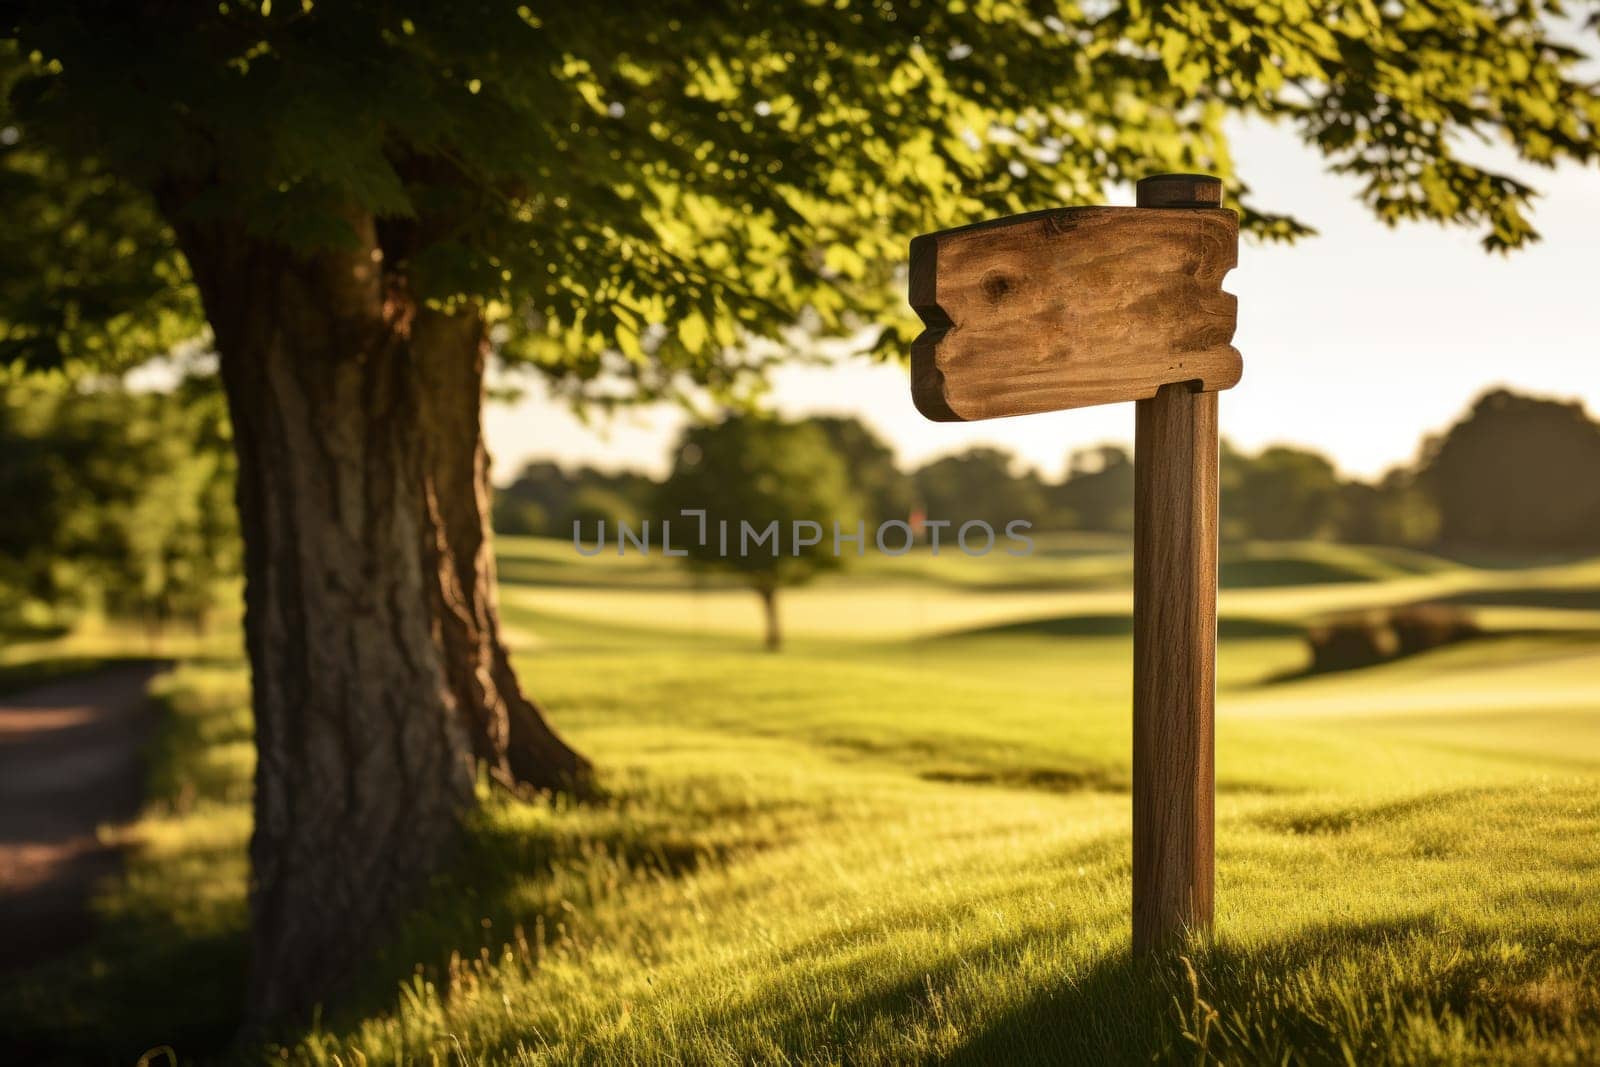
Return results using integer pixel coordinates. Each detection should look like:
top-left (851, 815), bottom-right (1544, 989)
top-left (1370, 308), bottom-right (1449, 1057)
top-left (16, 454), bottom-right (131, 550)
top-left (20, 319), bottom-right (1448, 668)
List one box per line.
top-left (484, 117), bottom-right (1600, 484)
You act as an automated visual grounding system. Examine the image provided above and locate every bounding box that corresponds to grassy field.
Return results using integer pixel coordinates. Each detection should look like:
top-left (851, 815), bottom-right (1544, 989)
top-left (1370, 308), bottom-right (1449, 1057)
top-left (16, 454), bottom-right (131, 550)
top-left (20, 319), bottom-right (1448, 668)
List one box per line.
top-left (4, 537), bottom-right (1599, 1064)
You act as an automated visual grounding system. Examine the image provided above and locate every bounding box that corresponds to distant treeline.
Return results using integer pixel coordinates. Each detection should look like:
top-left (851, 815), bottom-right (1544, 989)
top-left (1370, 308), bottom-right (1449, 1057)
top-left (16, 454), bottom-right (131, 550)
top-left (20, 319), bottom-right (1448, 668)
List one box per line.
top-left (3, 384), bottom-right (1596, 635)
top-left (498, 388), bottom-right (1600, 556)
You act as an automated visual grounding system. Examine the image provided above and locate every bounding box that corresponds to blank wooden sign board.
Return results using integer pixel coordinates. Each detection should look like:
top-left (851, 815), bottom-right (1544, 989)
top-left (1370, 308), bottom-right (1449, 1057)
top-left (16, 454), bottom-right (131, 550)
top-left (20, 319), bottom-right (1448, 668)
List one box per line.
top-left (909, 174), bottom-right (1239, 951)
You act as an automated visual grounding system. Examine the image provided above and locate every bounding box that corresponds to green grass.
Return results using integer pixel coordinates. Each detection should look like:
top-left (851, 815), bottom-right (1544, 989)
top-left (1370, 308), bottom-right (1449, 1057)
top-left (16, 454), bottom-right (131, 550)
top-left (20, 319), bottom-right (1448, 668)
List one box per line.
top-left (4, 540), bottom-right (1599, 1064)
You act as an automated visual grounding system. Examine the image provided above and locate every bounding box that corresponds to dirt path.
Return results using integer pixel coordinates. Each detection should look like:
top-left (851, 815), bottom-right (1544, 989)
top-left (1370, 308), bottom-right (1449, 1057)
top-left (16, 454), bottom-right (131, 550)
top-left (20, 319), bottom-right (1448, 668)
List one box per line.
top-left (0, 662), bottom-right (168, 971)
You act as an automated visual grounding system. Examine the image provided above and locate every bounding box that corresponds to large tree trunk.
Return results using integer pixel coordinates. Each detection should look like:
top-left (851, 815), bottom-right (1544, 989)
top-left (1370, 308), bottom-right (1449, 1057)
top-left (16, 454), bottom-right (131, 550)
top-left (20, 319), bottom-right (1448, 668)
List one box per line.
top-left (171, 209), bottom-right (591, 1023)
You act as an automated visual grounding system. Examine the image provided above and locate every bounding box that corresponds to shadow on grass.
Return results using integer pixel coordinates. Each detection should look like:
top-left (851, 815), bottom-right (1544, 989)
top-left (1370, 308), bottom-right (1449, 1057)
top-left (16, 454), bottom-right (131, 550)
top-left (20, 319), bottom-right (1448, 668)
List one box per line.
top-left (945, 913), bottom-right (1600, 1066)
top-left (1249, 785), bottom-right (1498, 837)
top-left (1256, 629), bottom-right (1506, 686)
top-left (1427, 586), bottom-right (1600, 612)
top-left (917, 766), bottom-right (1293, 797)
top-left (0, 619), bottom-right (71, 644)
top-left (1, 791), bottom-right (752, 1063)
top-left (921, 765), bottom-right (1126, 793)
top-left (942, 917), bottom-right (1446, 1066)
top-left (1218, 556), bottom-right (1376, 588)
top-left (319, 792), bottom-right (778, 1035)
top-left (0, 904), bottom-right (248, 1066)
top-left (0, 653), bottom-right (174, 698)
top-left (1429, 548), bottom-right (1600, 571)
top-left (661, 910), bottom-right (1524, 1067)
top-left (945, 614), bottom-right (1303, 641)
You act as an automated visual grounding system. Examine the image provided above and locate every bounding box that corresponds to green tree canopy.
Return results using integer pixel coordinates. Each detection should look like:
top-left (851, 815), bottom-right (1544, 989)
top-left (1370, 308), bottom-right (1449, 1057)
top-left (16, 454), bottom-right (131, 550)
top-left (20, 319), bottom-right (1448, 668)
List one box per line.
top-left (563, 485), bottom-right (642, 539)
top-left (1338, 471), bottom-right (1439, 548)
top-left (1052, 443), bottom-right (1135, 532)
top-left (810, 415), bottom-right (916, 527)
top-left (497, 459), bottom-right (655, 537)
top-left (1221, 442), bottom-right (1347, 543)
top-left (5, 1), bottom-right (1599, 383)
top-left (0, 375), bottom-right (237, 631)
top-left (658, 414), bottom-right (857, 649)
top-left (915, 447), bottom-right (1046, 530)
top-left (1417, 388), bottom-right (1600, 553)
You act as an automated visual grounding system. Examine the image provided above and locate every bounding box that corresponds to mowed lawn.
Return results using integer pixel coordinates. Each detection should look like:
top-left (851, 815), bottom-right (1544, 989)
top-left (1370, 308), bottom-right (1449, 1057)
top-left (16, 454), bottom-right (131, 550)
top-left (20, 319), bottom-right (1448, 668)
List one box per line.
top-left (5, 539), bottom-right (1600, 1064)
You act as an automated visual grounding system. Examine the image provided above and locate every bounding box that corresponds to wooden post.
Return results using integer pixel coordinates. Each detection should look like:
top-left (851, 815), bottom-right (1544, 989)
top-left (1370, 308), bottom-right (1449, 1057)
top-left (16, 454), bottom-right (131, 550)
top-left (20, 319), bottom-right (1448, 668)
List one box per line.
top-left (907, 171), bottom-right (1238, 951)
top-left (1131, 174), bottom-right (1221, 952)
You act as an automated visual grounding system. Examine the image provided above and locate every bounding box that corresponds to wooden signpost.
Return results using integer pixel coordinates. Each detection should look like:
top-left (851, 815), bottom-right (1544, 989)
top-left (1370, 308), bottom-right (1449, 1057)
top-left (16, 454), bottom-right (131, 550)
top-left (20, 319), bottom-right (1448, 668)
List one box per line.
top-left (909, 173), bottom-right (1240, 951)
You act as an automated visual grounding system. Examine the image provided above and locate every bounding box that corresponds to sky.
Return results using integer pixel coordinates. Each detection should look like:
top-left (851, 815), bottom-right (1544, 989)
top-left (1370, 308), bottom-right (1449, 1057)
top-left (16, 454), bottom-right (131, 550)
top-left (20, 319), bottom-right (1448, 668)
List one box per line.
top-left (484, 117), bottom-right (1600, 485)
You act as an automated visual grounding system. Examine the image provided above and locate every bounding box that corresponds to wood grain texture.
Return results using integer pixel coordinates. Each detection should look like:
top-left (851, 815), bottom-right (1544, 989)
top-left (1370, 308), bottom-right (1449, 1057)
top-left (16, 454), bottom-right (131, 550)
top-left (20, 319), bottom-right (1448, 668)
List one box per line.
top-left (1132, 383), bottom-right (1218, 951)
top-left (909, 207), bottom-right (1239, 422)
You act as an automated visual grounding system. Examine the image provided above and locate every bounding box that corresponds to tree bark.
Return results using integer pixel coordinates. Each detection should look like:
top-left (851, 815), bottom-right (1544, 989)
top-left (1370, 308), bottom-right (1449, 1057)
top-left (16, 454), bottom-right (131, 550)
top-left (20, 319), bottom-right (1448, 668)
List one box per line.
top-left (169, 208), bottom-right (590, 1023)
top-left (408, 308), bottom-right (594, 794)
top-left (759, 586), bottom-right (782, 652)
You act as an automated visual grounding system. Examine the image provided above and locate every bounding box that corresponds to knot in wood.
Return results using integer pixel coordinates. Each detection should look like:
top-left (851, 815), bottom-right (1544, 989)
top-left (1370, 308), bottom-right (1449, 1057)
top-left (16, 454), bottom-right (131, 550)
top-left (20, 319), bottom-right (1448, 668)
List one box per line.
top-left (979, 270), bottom-right (1013, 303)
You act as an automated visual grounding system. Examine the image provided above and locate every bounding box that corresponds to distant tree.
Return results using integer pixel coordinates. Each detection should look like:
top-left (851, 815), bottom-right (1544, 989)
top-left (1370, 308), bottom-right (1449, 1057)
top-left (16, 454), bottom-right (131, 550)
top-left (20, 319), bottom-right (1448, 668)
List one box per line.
top-left (915, 448), bottom-right (1046, 533)
top-left (490, 495), bottom-right (547, 538)
top-left (498, 460), bottom-right (656, 537)
top-left (564, 487), bottom-right (641, 541)
top-left (496, 461), bottom-right (575, 536)
top-left (658, 417), bottom-right (856, 651)
top-left (585, 469), bottom-right (657, 521)
top-left (1417, 389), bottom-right (1600, 553)
top-left (1221, 443), bottom-right (1346, 543)
top-left (1338, 471), bottom-right (1440, 548)
top-left (809, 415), bottom-right (915, 527)
top-left (0, 386), bottom-right (60, 621)
top-left (0, 377), bottom-right (237, 633)
top-left (1051, 444), bottom-right (1134, 532)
